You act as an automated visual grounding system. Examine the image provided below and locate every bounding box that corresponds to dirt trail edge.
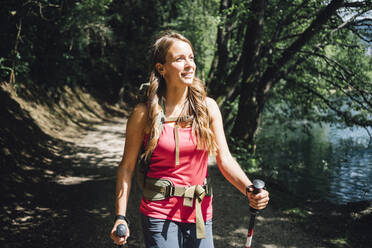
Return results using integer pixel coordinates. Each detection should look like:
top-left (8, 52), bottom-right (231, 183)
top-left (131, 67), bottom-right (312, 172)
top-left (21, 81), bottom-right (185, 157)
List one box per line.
top-left (2, 117), bottom-right (324, 248)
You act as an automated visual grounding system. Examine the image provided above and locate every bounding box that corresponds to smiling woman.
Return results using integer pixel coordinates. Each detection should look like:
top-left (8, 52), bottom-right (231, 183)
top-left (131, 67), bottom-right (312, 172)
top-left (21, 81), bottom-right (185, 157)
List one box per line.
top-left (110, 31), bottom-right (270, 248)
top-left (157, 40), bottom-right (196, 87)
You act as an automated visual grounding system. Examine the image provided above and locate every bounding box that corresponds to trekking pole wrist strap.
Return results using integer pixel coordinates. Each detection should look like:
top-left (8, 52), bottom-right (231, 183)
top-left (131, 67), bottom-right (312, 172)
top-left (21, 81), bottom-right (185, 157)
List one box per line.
top-left (115, 215), bottom-right (130, 226)
top-left (246, 184), bottom-right (254, 198)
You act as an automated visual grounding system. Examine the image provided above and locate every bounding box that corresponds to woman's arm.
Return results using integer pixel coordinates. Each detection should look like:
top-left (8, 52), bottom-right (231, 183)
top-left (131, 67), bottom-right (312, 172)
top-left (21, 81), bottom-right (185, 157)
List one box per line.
top-left (206, 97), bottom-right (269, 210)
top-left (110, 103), bottom-right (148, 245)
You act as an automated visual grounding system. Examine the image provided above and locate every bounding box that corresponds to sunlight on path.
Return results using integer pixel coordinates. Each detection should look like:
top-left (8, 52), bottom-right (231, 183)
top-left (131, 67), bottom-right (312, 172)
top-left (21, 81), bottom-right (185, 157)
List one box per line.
top-left (54, 118), bottom-right (127, 185)
top-left (73, 118), bottom-right (127, 167)
top-left (71, 119), bottom-right (126, 166)
top-left (55, 175), bottom-right (96, 185)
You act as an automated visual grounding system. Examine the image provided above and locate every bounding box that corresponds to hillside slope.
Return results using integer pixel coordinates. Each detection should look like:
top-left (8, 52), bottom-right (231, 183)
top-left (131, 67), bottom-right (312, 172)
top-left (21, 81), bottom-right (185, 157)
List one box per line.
top-left (0, 83), bottom-right (127, 247)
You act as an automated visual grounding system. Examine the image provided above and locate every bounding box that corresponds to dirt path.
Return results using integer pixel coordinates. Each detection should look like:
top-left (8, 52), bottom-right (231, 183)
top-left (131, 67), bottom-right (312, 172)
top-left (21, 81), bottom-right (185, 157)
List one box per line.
top-left (2, 117), bottom-right (325, 248)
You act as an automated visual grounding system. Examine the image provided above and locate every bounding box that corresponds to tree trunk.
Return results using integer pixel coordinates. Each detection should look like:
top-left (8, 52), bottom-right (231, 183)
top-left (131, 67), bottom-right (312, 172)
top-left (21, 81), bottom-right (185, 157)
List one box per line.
top-left (230, 82), bottom-right (265, 150)
top-left (207, 0), bottom-right (231, 98)
top-left (228, 0), bottom-right (344, 148)
top-left (10, 17), bottom-right (22, 84)
top-left (226, 0), bottom-right (265, 149)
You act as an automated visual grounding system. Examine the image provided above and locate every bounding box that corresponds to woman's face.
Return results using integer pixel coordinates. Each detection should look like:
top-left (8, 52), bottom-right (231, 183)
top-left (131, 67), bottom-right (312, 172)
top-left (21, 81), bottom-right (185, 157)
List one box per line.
top-left (157, 40), bottom-right (196, 87)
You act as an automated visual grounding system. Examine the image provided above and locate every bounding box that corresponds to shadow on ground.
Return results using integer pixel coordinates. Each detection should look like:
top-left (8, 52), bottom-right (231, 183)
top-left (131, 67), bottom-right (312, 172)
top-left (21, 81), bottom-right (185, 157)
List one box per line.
top-left (0, 87), bottom-right (137, 248)
top-left (1, 85), bottom-right (316, 248)
top-left (0, 85), bottom-right (318, 248)
top-left (2, 85), bottom-right (370, 248)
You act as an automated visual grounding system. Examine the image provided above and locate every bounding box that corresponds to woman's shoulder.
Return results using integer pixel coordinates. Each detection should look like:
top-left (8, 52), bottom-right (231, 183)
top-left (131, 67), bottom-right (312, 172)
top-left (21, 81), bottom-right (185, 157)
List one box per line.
top-left (204, 97), bottom-right (221, 121)
top-left (205, 97), bottom-right (219, 112)
top-left (205, 97), bottom-right (217, 106)
top-left (132, 102), bottom-right (148, 116)
top-left (128, 103), bottom-right (149, 128)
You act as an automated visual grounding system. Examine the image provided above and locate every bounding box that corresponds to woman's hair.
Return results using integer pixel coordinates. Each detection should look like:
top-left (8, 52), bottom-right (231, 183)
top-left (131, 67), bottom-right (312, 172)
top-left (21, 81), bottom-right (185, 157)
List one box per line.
top-left (144, 31), bottom-right (217, 158)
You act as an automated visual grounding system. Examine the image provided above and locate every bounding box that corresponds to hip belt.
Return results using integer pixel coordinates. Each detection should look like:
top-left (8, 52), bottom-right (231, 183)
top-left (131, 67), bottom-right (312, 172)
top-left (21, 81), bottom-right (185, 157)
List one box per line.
top-left (142, 177), bottom-right (212, 239)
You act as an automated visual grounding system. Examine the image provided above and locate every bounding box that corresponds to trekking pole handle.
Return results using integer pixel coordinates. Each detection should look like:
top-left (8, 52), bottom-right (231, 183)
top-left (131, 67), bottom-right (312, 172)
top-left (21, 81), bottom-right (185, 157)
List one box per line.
top-left (116, 224), bottom-right (127, 248)
top-left (245, 179), bottom-right (265, 248)
top-left (248, 179), bottom-right (265, 214)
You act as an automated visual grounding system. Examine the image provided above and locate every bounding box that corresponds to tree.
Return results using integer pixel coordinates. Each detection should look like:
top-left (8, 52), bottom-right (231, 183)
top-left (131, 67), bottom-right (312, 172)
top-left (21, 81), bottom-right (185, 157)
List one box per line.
top-left (207, 0), bottom-right (372, 149)
top-left (109, 0), bottom-right (220, 103)
top-left (0, 0), bottom-right (115, 93)
top-left (0, 0), bottom-right (219, 103)
top-left (161, 0), bottom-right (220, 79)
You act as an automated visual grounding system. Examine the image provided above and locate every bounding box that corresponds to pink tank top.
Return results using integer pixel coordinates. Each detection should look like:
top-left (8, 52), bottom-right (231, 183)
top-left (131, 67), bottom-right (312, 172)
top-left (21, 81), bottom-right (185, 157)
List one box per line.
top-left (139, 124), bottom-right (213, 223)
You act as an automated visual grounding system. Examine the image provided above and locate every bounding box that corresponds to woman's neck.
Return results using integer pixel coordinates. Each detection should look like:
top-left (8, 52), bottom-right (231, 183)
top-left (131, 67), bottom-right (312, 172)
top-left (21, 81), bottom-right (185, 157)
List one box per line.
top-left (162, 86), bottom-right (188, 117)
top-left (164, 86), bottom-right (188, 108)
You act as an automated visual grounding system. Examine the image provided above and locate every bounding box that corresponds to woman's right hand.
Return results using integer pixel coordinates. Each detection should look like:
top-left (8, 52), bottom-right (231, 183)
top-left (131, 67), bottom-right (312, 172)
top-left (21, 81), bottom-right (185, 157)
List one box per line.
top-left (110, 220), bottom-right (130, 246)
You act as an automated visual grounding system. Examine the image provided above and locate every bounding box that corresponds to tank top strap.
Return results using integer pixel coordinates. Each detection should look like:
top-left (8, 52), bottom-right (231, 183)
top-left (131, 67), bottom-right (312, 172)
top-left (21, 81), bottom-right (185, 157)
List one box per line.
top-left (159, 97), bottom-right (194, 165)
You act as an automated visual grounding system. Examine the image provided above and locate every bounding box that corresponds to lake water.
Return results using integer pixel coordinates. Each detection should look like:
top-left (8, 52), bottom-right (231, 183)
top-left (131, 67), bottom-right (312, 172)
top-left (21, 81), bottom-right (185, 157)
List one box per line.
top-left (256, 123), bottom-right (372, 205)
top-left (327, 126), bottom-right (372, 204)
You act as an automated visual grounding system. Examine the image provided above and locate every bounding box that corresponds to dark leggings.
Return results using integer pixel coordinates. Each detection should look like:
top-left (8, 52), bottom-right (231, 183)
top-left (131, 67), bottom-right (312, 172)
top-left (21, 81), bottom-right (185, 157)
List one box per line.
top-left (141, 214), bottom-right (214, 248)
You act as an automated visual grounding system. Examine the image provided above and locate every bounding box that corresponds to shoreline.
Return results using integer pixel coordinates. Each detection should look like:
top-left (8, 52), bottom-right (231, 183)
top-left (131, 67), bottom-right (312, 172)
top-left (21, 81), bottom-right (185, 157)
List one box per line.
top-left (267, 179), bottom-right (372, 248)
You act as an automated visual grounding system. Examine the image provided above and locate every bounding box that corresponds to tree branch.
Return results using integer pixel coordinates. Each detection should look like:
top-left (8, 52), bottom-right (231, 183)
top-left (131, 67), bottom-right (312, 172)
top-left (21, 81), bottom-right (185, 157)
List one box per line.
top-left (330, 9), bottom-right (370, 35)
top-left (364, 127), bottom-right (372, 146)
top-left (351, 30), bottom-right (372, 42)
top-left (223, 0), bottom-right (266, 100)
top-left (207, 0), bottom-right (232, 95)
top-left (277, 0), bottom-right (312, 28)
top-left (320, 74), bottom-right (371, 112)
top-left (259, 0), bottom-right (345, 93)
top-left (10, 17), bottom-right (22, 84)
top-left (354, 18), bottom-right (372, 24)
top-left (298, 82), bottom-right (372, 127)
top-left (344, 1), bottom-right (372, 8)
top-left (241, 0), bottom-right (265, 73)
top-left (300, 50), bottom-right (372, 109)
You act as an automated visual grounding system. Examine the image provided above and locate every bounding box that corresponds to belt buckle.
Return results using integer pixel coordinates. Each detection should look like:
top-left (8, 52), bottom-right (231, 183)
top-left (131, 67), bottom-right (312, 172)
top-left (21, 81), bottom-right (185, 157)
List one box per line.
top-left (165, 185), bottom-right (175, 197)
top-left (203, 184), bottom-right (211, 196)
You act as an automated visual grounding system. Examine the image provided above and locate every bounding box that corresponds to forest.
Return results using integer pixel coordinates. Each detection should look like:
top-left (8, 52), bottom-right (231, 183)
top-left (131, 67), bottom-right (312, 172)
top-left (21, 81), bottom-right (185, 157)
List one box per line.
top-left (1, 0), bottom-right (372, 247)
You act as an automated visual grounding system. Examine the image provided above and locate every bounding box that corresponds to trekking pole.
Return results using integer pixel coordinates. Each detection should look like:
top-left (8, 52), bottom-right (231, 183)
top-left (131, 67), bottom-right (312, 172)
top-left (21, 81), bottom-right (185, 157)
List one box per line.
top-left (245, 179), bottom-right (265, 248)
top-left (116, 224), bottom-right (127, 248)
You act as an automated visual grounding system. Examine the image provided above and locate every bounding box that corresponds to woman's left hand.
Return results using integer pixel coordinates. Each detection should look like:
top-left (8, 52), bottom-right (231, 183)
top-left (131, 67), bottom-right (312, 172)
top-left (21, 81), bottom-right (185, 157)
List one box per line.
top-left (247, 189), bottom-right (270, 210)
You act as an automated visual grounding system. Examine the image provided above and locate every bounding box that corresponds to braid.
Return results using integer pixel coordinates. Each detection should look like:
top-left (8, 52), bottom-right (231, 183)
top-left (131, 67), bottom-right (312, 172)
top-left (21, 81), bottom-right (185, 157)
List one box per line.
top-left (189, 78), bottom-right (217, 154)
top-left (144, 72), bottom-right (163, 159)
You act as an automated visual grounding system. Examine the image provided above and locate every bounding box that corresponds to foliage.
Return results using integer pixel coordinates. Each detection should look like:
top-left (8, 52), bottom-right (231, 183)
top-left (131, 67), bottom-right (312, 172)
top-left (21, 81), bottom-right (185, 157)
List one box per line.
top-left (255, 121), bottom-right (334, 199)
top-left (0, 0), bottom-right (115, 97)
top-left (0, 0), bottom-right (220, 103)
top-left (1, 0), bottom-right (371, 144)
top-left (229, 136), bottom-right (261, 174)
top-left (160, 0), bottom-right (220, 78)
top-left (208, 0), bottom-right (372, 149)
top-left (263, 33), bottom-right (372, 131)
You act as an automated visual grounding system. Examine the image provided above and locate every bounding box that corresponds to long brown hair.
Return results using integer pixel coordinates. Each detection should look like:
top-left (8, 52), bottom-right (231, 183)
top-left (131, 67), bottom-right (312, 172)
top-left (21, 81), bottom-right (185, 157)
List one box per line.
top-left (145, 31), bottom-right (217, 158)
